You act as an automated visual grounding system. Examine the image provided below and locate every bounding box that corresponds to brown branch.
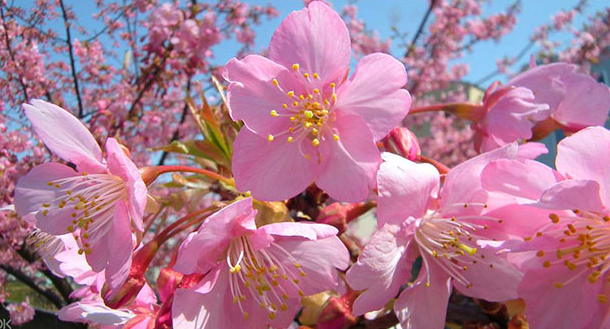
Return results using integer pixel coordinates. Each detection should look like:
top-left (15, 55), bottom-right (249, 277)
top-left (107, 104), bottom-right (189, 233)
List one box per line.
top-left (158, 79), bottom-right (192, 166)
top-left (0, 5), bottom-right (29, 100)
top-left (59, 0), bottom-right (84, 118)
top-left (0, 264), bottom-right (64, 309)
top-left (405, 0), bottom-right (438, 57)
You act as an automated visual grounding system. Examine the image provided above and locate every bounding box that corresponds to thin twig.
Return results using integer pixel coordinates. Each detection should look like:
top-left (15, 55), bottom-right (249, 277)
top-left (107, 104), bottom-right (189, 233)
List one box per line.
top-left (158, 79), bottom-right (192, 166)
top-left (0, 5), bottom-right (30, 100)
top-left (59, 0), bottom-right (84, 118)
top-left (405, 0), bottom-right (437, 57)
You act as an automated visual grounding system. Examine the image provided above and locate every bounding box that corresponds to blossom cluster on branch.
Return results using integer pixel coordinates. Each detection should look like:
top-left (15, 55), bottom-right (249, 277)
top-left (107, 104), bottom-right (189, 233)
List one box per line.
top-left (2, 1), bottom-right (610, 329)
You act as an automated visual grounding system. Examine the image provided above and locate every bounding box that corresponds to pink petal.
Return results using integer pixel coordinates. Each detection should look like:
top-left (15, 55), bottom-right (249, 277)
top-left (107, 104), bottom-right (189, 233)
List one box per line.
top-left (104, 200), bottom-right (135, 295)
top-left (517, 142), bottom-right (548, 159)
top-left (346, 224), bottom-right (415, 315)
top-left (273, 235), bottom-right (349, 296)
top-left (58, 299), bottom-right (134, 325)
top-left (268, 1), bottom-right (350, 87)
top-left (316, 114), bottom-right (381, 202)
top-left (556, 126), bottom-right (610, 207)
top-left (481, 159), bottom-right (560, 202)
top-left (552, 75), bottom-right (610, 129)
top-left (224, 55), bottom-right (304, 136)
top-left (14, 162), bottom-right (77, 216)
top-left (394, 260), bottom-right (452, 329)
top-left (441, 143), bottom-right (518, 207)
top-left (508, 62), bottom-right (571, 112)
top-left (334, 53), bottom-right (411, 141)
top-left (24, 99), bottom-right (106, 174)
top-left (259, 222), bottom-right (338, 241)
top-left (539, 179), bottom-right (605, 212)
top-left (106, 138), bottom-right (146, 231)
top-left (519, 268), bottom-right (600, 329)
top-left (232, 127), bottom-right (317, 201)
top-left (377, 153), bottom-right (439, 226)
top-left (175, 198), bottom-right (257, 274)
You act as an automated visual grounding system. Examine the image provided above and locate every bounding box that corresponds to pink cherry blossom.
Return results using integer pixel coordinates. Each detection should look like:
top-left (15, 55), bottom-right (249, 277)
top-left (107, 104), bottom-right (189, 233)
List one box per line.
top-left (171, 197), bottom-right (349, 329)
top-left (482, 126), bottom-right (610, 329)
top-left (224, 2), bottom-right (411, 202)
top-left (346, 146), bottom-right (523, 329)
top-left (58, 283), bottom-right (158, 329)
top-left (472, 82), bottom-right (549, 152)
top-left (508, 62), bottom-right (610, 133)
top-left (14, 99), bottom-right (147, 294)
top-left (6, 298), bottom-right (35, 325)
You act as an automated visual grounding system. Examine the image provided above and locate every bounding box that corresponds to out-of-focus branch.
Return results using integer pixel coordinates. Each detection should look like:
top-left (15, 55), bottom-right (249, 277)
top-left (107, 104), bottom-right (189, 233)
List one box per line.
top-left (0, 5), bottom-right (29, 100)
top-left (59, 0), bottom-right (84, 118)
top-left (405, 0), bottom-right (437, 57)
top-left (158, 79), bottom-right (192, 166)
top-left (0, 264), bottom-right (64, 309)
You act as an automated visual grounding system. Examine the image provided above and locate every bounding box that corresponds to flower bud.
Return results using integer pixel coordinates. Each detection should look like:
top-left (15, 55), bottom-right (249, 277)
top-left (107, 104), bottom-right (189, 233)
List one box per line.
top-left (382, 127), bottom-right (421, 161)
top-left (316, 202), bottom-right (374, 235)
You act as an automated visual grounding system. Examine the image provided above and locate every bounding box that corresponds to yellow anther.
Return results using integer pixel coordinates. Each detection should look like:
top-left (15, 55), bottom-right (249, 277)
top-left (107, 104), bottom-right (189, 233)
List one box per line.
top-left (282, 293), bottom-right (289, 300)
top-left (67, 225), bottom-right (74, 232)
top-left (287, 137), bottom-right (294, 143)
top-left (42, 210), bottom-right (49, 216)
top-left (298, 290), bottom-right (304, 297)
top-left (42, 203), bottom-right (50, 208)
top-left (54, 184), bottom-right (61, 188)
top-left (230, 264), bottom-right (242, 273)
top-left (300, 270), bottom-right (307, 277)
top-left (293, 101), bottom-right (299, 107)
top-left (281, 303), bottom-right (288, 311)
top-left (267, 134), bottom-right (274, 142)
top-left (233, 296), bottom-right (239, 303)
top-left (543, 260), bottom-right (551, 268)
top-left (287, 91), bottom-right (295, 98)
top-left (554, 282), bottom-right (563, 288)
top-left (312, 128), bottom-right (318, 136)
top-left (313, 73), bottom-right (320, 79)
top-left (457, 243), bottom-right (477, 256)
top-left (244, 312), bottom-right (249, 320)
top-left (313, 88), bottom-right (319, 94)
top-left (47, 182), bottom-right (54, 186)
top-left (536, 250), bottom-right (545, 257)
top-left (330, 82), bottom-right (336, 88)
top-left (291, 63), bottom-right (300, 71)
top-left (313, 102), bottom-right (320, 108)
top-left (311, 139), bottom-right (320, 147)
top-left (599, 294), bottom-right (608, 303)
top-left (303, 73), bottom-right (310, 78)
top-left (333, 134), bottom-right (340, 141)
top-left (425, 282), bottom-right (430, 288)
top-left (272, 79), bottom-right (279, 86)
top-left (304, 110), bottom-right (314, 118)
top-left (290, 116), bottom-right (296, 122)
top-left (299, 94), bottom-right (305, 100)
top-left (304, 122), bottom-right (312, 128)
top-left (81, 172), bottom-right (88, 176)
top-left (270, 110), bottom-right (279, 117)
top-left (268, 312), bottom-right (276, 320)
top-left (332, 94), bottom-right (337, 102)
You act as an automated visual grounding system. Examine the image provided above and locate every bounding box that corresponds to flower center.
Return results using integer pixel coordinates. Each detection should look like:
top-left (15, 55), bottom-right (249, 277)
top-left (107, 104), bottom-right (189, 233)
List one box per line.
top-left (528, 210), bottom-right (610, 302)
top-left (225, 236), bottom-right (306, 321)
top-left (266, 63), bottom-right (340, 159)
top-left (414, 203), bottom-right (498, 288)
top-left (42, 172), bottom-right (126, 254)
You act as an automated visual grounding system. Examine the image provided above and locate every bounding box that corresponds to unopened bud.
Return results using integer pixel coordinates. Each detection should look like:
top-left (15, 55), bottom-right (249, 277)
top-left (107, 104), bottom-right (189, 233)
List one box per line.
top-left (316, 202), bottom-right (374, 235)
top-left (382, 127), bottom-right (421, 161)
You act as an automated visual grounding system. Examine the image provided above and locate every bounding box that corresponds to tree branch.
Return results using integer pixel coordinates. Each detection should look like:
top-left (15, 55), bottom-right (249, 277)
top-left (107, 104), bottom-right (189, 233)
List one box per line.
top-left (0, 264), bottom-right (64, 310)
top-left (405, 0), bottom-right (437, 57)
top-left (59, 0), bottom-right (85, 118)
top-left (158, 79), bottom-right (192, 166)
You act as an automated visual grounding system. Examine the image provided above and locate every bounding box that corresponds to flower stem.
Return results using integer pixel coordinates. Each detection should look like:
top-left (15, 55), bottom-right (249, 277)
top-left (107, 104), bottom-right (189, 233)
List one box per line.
top-left (142, 165), bottom-right (234, 186)
top-left (418, 155), bottom-right (450, 174)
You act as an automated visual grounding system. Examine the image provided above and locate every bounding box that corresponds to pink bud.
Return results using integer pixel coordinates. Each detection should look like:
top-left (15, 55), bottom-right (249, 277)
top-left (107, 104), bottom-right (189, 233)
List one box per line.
top-left (316, 202), bottom-right (374, 235)
top-left (382, 127), bottom-right (421, 161)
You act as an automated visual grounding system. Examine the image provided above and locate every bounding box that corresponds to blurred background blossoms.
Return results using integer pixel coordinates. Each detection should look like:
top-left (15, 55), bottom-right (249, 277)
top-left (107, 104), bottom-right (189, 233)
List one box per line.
top-left (1, 0), bottom-right (610, 328)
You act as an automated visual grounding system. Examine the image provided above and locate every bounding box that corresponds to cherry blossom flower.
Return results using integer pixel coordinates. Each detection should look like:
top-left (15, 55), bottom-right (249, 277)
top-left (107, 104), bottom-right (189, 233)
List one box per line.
top-left (225, 2), bottom-right (411, 202)
top-left (472, 82), bottom-right (549, 152)
top-left (14, 99), bottom-right (147, 294)
top-left (171, 197), bottom-right (349, 329)
top-left (346, 146), bottom-right (523, 329)
top-left (481, 126), bottom-right (610, 329)
top-left (6, 298), bottom-right (35, 325)
top-left (508, 62), bottom-right (610, 134)
top-left (58, 283), bottom-right (158, 329)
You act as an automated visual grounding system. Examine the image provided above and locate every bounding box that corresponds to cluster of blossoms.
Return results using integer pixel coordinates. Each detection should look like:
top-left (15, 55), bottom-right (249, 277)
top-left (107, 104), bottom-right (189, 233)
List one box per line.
top-left (3, 1), bottom-right (610, 329)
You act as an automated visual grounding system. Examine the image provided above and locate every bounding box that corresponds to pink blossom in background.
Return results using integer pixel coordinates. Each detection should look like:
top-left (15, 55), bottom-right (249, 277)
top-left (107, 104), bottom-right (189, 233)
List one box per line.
top-left (508, 62), bottom-right (610, 133)
top-left (226, 2), bottom-right (411, 202)
top-left (472, 82), bottom-right (549, 152)
top-left (6, 298), bottom-right (35, 325)
top-left (172, 198), bottom-right (349, 329)
top-left (14, 100), bottom-right (147, 295)
top-left (482, 126), bottom-right (610, 329)
top-left (347, 145), bottom-right (523, 329)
